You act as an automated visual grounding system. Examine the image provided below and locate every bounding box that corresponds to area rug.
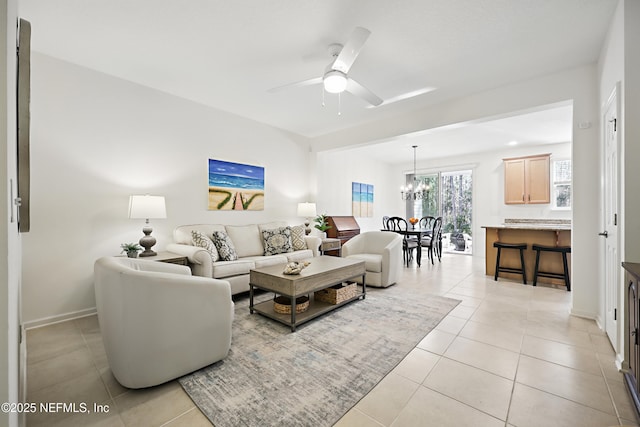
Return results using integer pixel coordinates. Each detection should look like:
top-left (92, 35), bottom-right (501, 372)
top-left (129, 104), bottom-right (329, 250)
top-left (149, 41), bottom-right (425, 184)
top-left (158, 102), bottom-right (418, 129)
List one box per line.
top-left (179, 286), bottom-right (460, 427)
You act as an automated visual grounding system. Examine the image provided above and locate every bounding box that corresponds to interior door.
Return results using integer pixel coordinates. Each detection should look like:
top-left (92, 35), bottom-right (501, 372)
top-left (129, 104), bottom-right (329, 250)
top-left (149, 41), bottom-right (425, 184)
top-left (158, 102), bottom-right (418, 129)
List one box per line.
top-left (603, 84), bottom-right (620, 349)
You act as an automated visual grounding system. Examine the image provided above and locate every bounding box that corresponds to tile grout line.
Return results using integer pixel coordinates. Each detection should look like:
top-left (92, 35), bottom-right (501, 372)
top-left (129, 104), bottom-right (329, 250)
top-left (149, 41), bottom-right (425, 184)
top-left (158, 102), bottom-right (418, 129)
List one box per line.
top-left (158, 407), bottom-right (200, 427)
top-left (503, 300), bottom-right (528, 426)
top-left (420, 282), bottom-right (513, 423)
top-left (75, 317), bottom-right (128, 425)
top-left (595, 350), bottom-right (627, 423)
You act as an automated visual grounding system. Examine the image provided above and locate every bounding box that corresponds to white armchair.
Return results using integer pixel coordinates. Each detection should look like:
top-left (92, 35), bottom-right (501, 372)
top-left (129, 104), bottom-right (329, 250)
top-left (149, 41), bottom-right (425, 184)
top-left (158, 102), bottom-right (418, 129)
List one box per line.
top-left (94, 257), bottom-right (234, 389)
top-left (341, 231), bottom-right (403, 288)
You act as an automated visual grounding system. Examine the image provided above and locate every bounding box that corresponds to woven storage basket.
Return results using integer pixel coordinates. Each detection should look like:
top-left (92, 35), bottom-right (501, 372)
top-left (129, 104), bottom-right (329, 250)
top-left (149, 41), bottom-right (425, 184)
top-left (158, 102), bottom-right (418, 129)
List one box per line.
top-left (314, 282), bottom-right (357, 305)
top-left (273, 295), bottom-right (309, 314)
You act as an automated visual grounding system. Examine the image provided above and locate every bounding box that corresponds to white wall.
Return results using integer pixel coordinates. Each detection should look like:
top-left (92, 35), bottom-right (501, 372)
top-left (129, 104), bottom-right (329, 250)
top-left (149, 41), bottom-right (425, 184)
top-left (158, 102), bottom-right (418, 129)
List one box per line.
top-left (597, 0), bottom-right (624, 362)
top-left (2, 0), bottom-right (21, 425)
top-left (597, 0), bottom-right (640, 365)
top-left (315, 149), bottom-right (397, 233)
top-left (622, 1), bottom-right (640, 262)
top-left (22, 53), bottom-right (312, 324)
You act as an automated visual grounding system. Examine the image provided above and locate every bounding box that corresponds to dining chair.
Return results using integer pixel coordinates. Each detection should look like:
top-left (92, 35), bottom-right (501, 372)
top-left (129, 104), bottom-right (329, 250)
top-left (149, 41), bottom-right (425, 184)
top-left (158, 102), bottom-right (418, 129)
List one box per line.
top-left (419, 216), bottom-right (435, 230)
top-left (435, 216), bottom-right (444, 259)
top-left (382, 216), bottom-right (390, 230)
top-left (386, 216), bottom-right (418, 267)
top-left (420, 216), bottom-right (443, 264)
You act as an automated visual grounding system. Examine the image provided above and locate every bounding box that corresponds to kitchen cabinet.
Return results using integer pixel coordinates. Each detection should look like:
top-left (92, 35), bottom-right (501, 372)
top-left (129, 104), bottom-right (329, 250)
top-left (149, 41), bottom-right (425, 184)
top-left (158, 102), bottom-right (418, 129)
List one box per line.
top-left (504, 154), bottom-right (550, 204)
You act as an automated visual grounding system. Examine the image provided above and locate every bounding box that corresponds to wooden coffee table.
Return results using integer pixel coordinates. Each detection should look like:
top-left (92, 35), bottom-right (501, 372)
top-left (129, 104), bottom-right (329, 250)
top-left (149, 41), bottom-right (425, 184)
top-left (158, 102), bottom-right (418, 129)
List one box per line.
top-left (249, 256), bottom-right (366, 331)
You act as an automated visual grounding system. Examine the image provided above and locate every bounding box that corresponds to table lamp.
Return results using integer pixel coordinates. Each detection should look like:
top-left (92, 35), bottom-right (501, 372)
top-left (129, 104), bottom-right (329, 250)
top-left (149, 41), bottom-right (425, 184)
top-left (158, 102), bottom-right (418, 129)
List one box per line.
top-left (128, 195), bottom-right (167, 257)
top-left (297, 202), bottom-right (317, 235)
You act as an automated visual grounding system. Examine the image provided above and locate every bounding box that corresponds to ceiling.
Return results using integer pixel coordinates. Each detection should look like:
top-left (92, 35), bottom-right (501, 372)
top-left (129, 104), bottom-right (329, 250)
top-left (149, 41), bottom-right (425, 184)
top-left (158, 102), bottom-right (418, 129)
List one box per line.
top-left (350, 103), bottom-right (575, 164)
top-left (19, 0), bottom-right (616, 157)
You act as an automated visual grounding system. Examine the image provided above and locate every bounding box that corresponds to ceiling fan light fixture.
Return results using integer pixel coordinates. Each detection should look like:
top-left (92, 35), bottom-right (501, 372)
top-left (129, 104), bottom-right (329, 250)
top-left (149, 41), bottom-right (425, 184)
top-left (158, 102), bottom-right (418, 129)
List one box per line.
top-left (323, 70), bottom-right (347, 94)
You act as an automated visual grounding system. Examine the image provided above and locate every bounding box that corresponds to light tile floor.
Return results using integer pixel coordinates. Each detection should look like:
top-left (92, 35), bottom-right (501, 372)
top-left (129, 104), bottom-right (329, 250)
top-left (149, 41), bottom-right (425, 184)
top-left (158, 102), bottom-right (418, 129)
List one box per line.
top-left (26, 255), bottom-right (639, 426)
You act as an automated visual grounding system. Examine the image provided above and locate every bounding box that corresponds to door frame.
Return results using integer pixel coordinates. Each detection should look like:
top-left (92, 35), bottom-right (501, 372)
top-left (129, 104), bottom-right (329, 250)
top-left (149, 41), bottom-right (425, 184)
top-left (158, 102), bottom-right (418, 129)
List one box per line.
top-left (602, 82), bottom-right (621, 352)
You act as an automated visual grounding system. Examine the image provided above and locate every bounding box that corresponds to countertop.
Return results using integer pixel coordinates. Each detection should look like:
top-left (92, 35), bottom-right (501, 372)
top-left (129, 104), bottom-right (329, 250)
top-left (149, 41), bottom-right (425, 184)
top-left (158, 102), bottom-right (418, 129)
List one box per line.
top-left (482, 224), bottom-right (572, 231)
top-left (482, 219), bottom-right (571, 231)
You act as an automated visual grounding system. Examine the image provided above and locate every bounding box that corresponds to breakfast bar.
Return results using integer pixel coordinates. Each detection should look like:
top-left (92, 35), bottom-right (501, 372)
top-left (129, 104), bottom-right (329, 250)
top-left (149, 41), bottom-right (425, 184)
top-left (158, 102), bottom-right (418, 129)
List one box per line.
top-left (483, 219), bottom-right (571, 286)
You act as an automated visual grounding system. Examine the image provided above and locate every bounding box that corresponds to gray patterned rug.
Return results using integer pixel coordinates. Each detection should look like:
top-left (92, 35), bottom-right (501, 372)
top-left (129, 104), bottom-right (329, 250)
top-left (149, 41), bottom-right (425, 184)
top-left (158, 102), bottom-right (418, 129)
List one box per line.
top-left (179, 285), bottom-right (460, 427)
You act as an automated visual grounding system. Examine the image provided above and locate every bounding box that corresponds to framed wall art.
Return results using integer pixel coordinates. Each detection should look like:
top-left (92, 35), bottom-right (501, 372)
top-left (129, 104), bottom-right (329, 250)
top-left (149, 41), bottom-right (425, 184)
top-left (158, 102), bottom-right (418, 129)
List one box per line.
top-left (352, 182), bottom-right (373, 218)
top-left (17, 19), bottom-right (31, 232)
top-left (208, 159), bottom-right (264, 210)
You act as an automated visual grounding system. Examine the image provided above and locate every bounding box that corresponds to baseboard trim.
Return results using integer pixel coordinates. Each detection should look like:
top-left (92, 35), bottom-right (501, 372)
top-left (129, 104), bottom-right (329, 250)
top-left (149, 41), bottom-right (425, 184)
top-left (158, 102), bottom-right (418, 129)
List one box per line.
top-left (616, 352), bottom-right (625, 371)
top-left (23, 307), bottom-right (97, 330)
top-left (569, 308), bottom-right (598, 322)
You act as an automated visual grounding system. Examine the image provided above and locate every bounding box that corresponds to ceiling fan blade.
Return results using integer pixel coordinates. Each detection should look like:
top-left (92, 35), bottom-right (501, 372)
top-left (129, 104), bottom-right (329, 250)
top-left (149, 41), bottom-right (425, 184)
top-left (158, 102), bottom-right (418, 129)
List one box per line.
top-left (331, 27), bottom-right (370, 74)
top-left (346, 78), bottom-right (383, 106)
top-left (268, 76), bottom-right (323, 93)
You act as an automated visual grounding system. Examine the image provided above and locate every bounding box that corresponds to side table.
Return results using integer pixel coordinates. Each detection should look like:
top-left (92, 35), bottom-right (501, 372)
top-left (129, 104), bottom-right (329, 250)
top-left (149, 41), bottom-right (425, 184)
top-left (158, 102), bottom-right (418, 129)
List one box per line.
top-left (320, 238), bottom-right (342, 256)
top-left (143, 251), bottom-right (189, 266)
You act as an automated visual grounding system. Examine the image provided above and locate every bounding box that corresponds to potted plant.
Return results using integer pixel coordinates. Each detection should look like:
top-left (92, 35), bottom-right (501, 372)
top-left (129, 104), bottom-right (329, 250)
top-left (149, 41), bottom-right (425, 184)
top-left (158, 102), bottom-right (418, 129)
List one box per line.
top-left (450, 233), bottom-right (466, 251)
top-left (314, 214), bottom-right (332, 238)
top-left (121, 243), bottom-right (142, 258)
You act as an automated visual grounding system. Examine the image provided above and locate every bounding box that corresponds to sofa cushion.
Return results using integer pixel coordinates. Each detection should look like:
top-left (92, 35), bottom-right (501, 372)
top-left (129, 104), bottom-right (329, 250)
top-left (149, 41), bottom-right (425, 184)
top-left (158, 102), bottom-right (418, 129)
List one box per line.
top-left (211, 259), bottom-right (255, 279)
top-left (225, 225), bottom-right (264, 258)
top-left (191, 230), bottom-right (219, 262)
top-left (245, 255), bottom-right (288, 269)
top-left (173, 224), bottom-right (226, 245)
top-left (290, 224), bottom-right (307, 251)
top-left (286, 249), bottom-right (313, 262)
top-left (262, 226), bottom-right (294, 256)
top-left (345, 254), bottom-right (383, 273)
top-left (211, 231), bottom-right (238, 261)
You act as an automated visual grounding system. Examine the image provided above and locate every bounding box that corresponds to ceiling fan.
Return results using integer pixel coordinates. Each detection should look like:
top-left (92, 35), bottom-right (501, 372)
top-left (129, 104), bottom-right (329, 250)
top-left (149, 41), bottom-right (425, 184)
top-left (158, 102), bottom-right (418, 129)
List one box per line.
top-left (269, 27), bottom-right (383, 108)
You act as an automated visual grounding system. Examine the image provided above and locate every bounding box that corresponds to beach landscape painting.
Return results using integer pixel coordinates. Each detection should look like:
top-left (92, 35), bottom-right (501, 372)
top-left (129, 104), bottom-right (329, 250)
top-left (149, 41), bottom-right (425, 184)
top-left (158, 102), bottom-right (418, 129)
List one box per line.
top-left (352, 182), bottom-right (374, 217)
top-left (208, 159), bottom-right (264, 210)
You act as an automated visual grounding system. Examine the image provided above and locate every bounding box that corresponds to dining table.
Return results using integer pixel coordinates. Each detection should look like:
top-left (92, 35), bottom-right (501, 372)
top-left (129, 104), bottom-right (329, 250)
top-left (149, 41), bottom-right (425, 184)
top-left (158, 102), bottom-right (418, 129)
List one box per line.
top-left (382, 227), bottom-right (432, 267)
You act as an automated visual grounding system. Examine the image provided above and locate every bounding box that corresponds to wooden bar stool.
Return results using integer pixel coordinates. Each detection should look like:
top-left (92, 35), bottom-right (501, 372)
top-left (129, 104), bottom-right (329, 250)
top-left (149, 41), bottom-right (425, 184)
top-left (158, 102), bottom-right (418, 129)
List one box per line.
top-left (493, 242), bottom-right (528, 284)
top-left (532, 244), bottom-right (571, 291)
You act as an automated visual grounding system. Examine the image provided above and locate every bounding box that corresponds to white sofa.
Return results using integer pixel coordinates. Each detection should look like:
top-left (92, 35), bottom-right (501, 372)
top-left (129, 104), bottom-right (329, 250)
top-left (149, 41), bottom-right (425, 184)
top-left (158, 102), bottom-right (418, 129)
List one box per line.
top-left (341, 231), bottom-right (404, 288)
top-left (166, 222), bottom-right (321, 295)
top-left (94, 256), bottom-right (233, 389)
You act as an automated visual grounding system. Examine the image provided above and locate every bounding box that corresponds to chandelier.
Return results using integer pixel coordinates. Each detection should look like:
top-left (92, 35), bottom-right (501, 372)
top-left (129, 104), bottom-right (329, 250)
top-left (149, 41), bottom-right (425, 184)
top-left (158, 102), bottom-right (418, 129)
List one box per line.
top-left (401, 145), bottom-right (429, 200)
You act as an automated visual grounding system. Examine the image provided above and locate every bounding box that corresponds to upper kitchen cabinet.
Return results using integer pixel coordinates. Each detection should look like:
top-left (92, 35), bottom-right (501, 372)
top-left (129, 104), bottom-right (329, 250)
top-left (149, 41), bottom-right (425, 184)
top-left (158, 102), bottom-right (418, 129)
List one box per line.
top-left (503, 154), bottom-right (550, 204)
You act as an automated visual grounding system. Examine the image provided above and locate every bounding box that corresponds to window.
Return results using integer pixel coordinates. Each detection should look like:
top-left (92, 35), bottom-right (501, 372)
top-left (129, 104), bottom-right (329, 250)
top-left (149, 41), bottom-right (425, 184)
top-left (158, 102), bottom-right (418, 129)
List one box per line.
top-left (440, 170), bottom-right (473, 237)
top-left (553, 159), bottom-right (571, 209)
top-left (408, 174), bottom-right (439, 219)
top-left (407, 170), bottom-right (473, 254)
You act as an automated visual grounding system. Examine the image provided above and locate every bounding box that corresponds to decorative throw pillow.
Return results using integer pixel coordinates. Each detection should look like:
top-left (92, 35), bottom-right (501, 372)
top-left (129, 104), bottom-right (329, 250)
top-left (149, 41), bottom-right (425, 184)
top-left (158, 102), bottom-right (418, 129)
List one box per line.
top-left (211, 231), bottom-right (238, 261)
top-left (191, 230), bottom-right (219, 263)
top-left (290, 224), bottom-right (307, 251)
top-left (262, 226), bottom-right (294, 256)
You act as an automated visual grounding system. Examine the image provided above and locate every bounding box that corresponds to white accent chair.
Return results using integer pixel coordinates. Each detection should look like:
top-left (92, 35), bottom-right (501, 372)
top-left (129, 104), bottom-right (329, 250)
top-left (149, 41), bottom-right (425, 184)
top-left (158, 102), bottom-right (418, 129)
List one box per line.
top-left (94, 257), bottom-right (234, 389)
top-left (341, 231), bottom-right (404, 288)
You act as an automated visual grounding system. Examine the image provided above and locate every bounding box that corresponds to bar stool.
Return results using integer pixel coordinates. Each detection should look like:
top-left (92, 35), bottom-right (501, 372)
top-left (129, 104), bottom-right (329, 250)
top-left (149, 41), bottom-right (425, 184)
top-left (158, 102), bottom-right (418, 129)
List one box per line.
top-left (493, 242), bottom-right (528, 284)
top-left (532, 244), bottom-right (571, 291)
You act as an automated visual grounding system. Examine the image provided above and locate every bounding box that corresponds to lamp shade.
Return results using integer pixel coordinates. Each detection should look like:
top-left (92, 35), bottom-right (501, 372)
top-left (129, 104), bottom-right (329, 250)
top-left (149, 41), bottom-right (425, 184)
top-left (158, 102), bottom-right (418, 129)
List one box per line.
top-left (323, 70), bottom-right (347, 94)
top-left (297, 202), bottom-right (317, 218)
top-left (128, 195), bottom-right (167, 219)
